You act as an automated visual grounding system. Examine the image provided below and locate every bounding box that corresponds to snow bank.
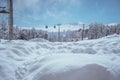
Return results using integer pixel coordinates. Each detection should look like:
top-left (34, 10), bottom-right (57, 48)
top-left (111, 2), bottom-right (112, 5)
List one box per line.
top-left (0, 34), bottom-right (120, 80)
top-left (23, 54), bottom-right (119, 80)
top-left (37, 64), bottom-right (114, 80)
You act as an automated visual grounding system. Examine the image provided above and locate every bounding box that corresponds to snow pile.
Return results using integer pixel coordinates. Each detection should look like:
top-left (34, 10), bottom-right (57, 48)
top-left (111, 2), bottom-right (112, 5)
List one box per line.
top-left (38, 64), bottom-right (114, 80)
top-left (0, 34), bottom-right (120, 80)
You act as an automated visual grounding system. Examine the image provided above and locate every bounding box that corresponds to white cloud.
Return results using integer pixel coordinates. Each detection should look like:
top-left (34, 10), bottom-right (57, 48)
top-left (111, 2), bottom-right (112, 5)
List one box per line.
top-left (14, 0), bottom-right (81, 12)
top-left (13, 0), bottom-right (81, 26)
top-left (14, 0), bottom-right (39, 10)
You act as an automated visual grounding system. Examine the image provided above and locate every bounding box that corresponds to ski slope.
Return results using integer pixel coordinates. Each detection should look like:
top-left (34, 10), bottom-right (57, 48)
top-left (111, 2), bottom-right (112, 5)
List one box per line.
top-left (0, 34), bottom-right (120, 80)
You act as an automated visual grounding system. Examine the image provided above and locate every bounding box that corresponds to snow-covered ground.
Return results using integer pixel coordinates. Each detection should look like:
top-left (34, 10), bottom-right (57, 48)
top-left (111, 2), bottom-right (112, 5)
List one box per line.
top-left (0, 34), bottom-right (120, 80)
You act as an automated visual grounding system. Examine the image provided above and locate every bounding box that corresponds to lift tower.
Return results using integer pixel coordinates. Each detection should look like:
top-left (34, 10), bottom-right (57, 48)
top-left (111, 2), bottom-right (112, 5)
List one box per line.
top-left (0, 0), bottom-right (13, 40)
top-left (9, 0), bottom-right (13, 40)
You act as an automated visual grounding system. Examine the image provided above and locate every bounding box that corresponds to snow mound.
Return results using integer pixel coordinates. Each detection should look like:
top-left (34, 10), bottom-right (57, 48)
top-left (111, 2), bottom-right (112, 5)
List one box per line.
top-left (37, 64), bottom-right (115, 80)
top-left (0, 34), bottom-right (120, 80)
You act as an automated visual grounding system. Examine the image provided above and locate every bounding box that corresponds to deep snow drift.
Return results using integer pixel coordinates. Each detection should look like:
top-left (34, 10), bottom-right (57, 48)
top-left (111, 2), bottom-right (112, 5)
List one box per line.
top-left (0, 34), bottom-right (120, 80)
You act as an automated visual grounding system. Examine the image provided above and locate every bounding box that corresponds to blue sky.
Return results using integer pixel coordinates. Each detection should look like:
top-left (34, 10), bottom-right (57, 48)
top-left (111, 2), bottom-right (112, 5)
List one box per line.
top-left (0, 0), bottom-right (120, 27)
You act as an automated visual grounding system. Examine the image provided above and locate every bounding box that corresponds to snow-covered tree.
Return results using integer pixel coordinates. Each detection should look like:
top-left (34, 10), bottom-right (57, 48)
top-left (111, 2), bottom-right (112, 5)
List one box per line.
top-left (88, 23), bottom-right (105, 39)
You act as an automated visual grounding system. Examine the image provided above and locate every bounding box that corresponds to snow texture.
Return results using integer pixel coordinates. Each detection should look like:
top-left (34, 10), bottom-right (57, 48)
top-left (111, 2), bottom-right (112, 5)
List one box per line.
top-left (0, 34), bottom-right (120, 80)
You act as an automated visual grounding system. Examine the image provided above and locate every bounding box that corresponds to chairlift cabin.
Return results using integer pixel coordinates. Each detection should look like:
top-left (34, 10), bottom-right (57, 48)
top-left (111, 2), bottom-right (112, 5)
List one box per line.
top-left (0, 7), bottom-right (9, 14)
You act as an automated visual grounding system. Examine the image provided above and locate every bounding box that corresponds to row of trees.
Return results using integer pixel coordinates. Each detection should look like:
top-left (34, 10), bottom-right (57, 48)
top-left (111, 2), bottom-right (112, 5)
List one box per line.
top-left (88, 23), bottom-right (120, 39)
top-left (0, 27), bottom-right (48, 40)
top-left (0, 22), bottom-right (120, 42)
top-left (0, 21), bottom-right (47, 40)
top-left (56, 23), bottom-right (120, 41)
top-left (54, 23), bottom-right (120, 42)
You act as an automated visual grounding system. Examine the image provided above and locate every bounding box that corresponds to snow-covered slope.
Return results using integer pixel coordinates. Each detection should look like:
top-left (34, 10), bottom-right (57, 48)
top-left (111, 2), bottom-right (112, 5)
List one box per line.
top-left (40, 24), bottom-right (83, 32)
top-left (21, 23), bottom-right (86, 32)
top-left (0, 34), bottom-right (120, 80)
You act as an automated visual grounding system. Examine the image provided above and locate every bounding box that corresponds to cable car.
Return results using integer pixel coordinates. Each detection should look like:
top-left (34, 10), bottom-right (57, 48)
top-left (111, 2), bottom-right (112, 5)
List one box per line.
top-left (0, 7), bottom-right (9, 14)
